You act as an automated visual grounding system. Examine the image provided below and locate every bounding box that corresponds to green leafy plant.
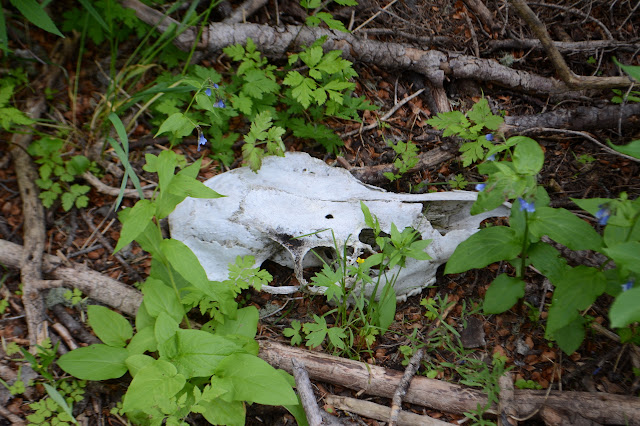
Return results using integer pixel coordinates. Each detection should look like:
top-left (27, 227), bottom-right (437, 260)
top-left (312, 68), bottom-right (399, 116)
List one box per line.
top-left (449, 173), bottom-right (469, 190)
top-left (152, 38), bottom-right (375, 164)
top-left (444, 133), bottom-right (640, 354)
top-left (299, 0), bottom-right (358, 32)
top-left (426, 98), bottom-right (504, 166)
top-left (27, 137), bottom-right (93, 210)
top-left (0, 83), bottom-right (35, 130)
top-left (26, 380), bottom-right (86, 426)
top-left (57, 150), bottom-right (304, 426)
top-left (514, 379), bottom-right (543, 390)
top-left (383, 140), bottom-right (420, 181)
top-left (284, 202), bottom-right (431, 356)
top-left (458, 353), bottom-right (510, 425)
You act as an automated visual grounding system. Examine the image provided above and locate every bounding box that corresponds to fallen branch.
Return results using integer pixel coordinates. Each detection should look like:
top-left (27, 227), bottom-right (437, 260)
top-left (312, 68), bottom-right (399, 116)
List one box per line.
top-left (292, 358), bottom-right (345, 425)
top-left (122, 0), bottom-right (633, 96)
top-left (502, 102), bottom-right (640, 135)
top-left (9, 96), bottom-right (48, 348)
top-left (508, 0), bottom-right (628, 90)
top-left (325, 394), bottom-right (449, 426)
top-left (0, 239), bottom-right (142, 317)
top-left (258, 340), bottom-right (640, 424)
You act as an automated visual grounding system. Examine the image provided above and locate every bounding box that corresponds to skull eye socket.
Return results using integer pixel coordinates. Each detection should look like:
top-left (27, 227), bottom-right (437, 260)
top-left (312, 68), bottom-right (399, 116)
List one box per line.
top-left (325, 214), bottom-right (334, 219)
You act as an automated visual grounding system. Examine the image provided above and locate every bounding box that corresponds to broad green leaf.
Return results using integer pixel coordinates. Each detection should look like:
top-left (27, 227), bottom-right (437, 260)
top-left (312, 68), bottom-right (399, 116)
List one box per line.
top-left (155, 312), bottom-right (179, 350)
top-left (114, 200), bottom-right (156, 253)
top-left (546, 266), bottom-right (605, 335)
top-left (127, 326), bottom-right (157, 355)
top-left (166, 173), bottom-right (223, 199)
top-left (125, 354), bottom-right (155, 378)
top-left (549, 317), bottom-right (585, 355)
top-left (171, 329), bottom-right (247, 378)
top-left (160, 239), bottom-right (209, 290)
top-left (201, 398), bottom-right (245, 426)
top-left (9, 0), bottom-right (63, 37)
top-left (155, 112), bottom-right (195, 138)
top-left (214, 353), bottom-right (298, 405)
top-left (156, 150), bottom-right (178, 193)
top-left (613, 57), bottom-right (640, 82)
top-left (58, 345), bottom-right (128, 380)
top-left (214, 306), bottom-right (259, 338)
top-left (483, 274), bottom-right (525, 314)
top-left (606, 139), bottom-right (640, 159)
top-left (610, 287), bottom-right (640, 328)
top-left (377, 284), bottom-right (396, 333)
top-left (603, 241), bottom-right (640, 274)
top-left (141, 278), bottom-right (184, 322)
top-left (445, 227), bottom-right (521, 274)
top-left (88, 305), bottom-right (133, 348)
top-left (512, 137), bottom-right (544, 175)
top-left (122, 360), bottom-right (186, 413)
top-left (528, 207), bottom-right (603, 251)
top-left (527, 242), bottom-right (568, 283)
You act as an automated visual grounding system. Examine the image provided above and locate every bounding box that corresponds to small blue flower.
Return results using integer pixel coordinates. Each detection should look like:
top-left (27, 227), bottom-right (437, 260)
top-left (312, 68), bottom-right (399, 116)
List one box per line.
top-left (205, 88), bottom-right (212, 96)
top-left (485, 134), bottom-right (494, 141)
top-left (518, 198), bottom-right (535, 213)
top-left (486, 154), bottom-right (496, 161)
top-left (198, 134), bottom-right (208, 151)
top-left (621, 279), bottom-right (634, 292)
top-left (592, 367), bottom-right (602, 375)
top-left (213, 83), bottom-right (219, 89)
top-left (595, 205), bottom-right (611, 226)
top-left (214, 99), bottom-right (226, 108)
top-left (475, 183), bottom-right (486, 192)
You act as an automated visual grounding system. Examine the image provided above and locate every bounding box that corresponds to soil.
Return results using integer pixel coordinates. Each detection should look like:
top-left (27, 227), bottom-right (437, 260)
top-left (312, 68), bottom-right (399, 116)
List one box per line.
top-left (0, 0), bottom-right (639, 425)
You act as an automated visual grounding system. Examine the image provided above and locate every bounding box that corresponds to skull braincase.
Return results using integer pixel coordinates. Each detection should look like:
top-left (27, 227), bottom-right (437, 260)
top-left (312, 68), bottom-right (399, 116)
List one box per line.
top-left (169, 152), bottom-right (509, 300)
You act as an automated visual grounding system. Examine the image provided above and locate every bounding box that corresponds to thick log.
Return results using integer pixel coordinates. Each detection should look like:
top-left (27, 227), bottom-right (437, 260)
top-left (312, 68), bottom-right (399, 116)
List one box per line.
top-left (258, 341), bottom-right (640, 425)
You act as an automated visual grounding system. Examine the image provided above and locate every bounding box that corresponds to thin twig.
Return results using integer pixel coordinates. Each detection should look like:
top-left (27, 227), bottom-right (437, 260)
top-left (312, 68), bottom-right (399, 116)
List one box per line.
top-left (341, 89), bottom-right (425, 138)
top-left (520, 127), bottom-right (640, 163)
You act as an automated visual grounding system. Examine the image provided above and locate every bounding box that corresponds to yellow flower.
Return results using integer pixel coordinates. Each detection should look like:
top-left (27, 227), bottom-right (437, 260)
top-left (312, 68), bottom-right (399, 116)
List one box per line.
top-left (356, 257), bottom-right (364, 264)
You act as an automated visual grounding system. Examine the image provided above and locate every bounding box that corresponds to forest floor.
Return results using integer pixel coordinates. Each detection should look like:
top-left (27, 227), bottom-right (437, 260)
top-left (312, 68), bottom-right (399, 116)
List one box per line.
top-left (1, 0), bottom-right (639, 425)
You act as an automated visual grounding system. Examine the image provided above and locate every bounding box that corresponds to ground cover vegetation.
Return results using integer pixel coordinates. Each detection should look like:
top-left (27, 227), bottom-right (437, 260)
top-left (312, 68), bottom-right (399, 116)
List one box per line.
top-left (0, 0), bottom-right (639, 424)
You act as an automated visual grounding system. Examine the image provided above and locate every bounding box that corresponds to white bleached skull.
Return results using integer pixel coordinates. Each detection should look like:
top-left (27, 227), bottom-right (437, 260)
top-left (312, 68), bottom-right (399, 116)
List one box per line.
top-left (169, 152), bottom-right (509, 301)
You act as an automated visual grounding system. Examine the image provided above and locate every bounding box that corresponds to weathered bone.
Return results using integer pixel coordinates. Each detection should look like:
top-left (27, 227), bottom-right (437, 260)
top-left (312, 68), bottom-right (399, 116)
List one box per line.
top-left (169, 152), bottom-right (509, 301)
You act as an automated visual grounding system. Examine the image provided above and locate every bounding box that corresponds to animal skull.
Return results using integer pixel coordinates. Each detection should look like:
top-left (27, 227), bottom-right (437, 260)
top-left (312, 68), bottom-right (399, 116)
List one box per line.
top-left (169, 152), bottom-right (509, 301)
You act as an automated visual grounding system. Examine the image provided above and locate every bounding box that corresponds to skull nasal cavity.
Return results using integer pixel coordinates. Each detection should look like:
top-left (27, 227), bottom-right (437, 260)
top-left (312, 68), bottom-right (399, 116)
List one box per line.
top-left (325, 214), bottom-right (334, 219)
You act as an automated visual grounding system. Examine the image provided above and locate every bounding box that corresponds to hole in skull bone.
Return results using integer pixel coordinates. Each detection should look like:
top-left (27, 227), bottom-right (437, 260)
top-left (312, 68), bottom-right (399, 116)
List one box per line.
top-left (325, 214), bottom-right (334, 219)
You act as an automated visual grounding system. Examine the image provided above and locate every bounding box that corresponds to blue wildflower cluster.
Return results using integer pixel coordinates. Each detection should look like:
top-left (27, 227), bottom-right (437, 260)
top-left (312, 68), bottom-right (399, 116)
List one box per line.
top-left (518, 198), bottom-right (535, 213)
top-left (595, 204), bottom-right (611, 226)
top-left (621, 279), bottom-right (634, 292)
top-left (205, 83), bottom-right (226, 109)
top-left (197, 83), bottom-right (227, 152)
